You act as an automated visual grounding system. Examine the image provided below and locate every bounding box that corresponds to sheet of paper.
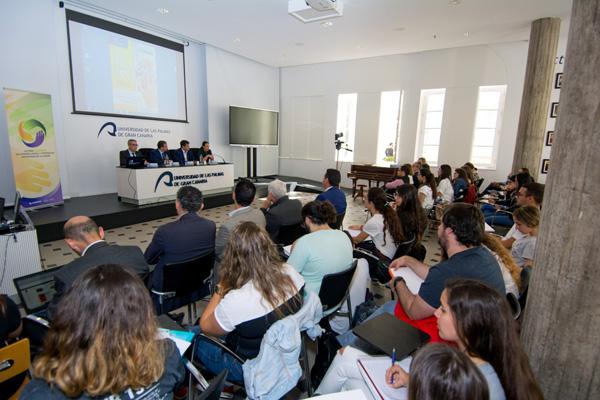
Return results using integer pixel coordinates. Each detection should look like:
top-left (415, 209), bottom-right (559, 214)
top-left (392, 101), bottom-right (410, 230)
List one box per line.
top-left (357, 356), bottom-right (411, 400)
top-left (347, 229), bottom-right (362, 237)
top-left (306, 389), bottom-right (369, 400)
top-left (484, 222), bottom-right (495, 232)
top-left (391, 267), bottom-right (424, 294)
top-left (284, 244), bottom-right (292, 256)
top-left (158, 328), bottom-right (194, 355)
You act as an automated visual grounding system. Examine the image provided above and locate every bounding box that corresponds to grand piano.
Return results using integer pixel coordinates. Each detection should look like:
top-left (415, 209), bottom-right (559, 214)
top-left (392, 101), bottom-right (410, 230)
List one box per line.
top-left (347, 164), bottom-right (398, 198)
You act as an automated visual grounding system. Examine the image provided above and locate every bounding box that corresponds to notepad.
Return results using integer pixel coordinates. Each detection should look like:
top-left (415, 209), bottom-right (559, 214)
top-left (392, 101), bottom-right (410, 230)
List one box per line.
top-left (390, 267), bottom-right (424, 294)
top-left (158, 328), bottom-right (194, 355)
top-left (357, 356), bottom-right (411, 400)
top-left (484, 222), bottom-right (495, 232)
top-left (284, 244), bottom-right (293, 256)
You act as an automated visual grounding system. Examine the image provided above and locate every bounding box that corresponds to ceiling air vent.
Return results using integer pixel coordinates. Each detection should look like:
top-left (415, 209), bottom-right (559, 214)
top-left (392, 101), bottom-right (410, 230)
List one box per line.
top-left (288, 0), bottom-right (343, 23)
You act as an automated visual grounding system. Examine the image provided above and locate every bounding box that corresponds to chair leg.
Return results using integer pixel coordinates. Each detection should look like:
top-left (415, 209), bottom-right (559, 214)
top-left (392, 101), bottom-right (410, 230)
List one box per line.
top-left (301, 334), bottom-right (313, 397)
top-left (187, 304), bottom-right (193, 325)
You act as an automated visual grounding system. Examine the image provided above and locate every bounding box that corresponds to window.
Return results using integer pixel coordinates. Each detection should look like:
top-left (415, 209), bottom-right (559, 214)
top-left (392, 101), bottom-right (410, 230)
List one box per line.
top-left (470, 85), bottom-right (507, 169)
top-left (415, 89), bottom-right (446, 166)
top-left (376, 91), bottom-right (403, 164)
top-left (335, 93), bottom-right (358, 162)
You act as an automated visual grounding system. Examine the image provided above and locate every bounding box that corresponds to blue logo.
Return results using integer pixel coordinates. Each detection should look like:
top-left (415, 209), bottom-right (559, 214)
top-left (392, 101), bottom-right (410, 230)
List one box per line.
top-left (154, 171), bottom-right (174, 192)
top-left (97, 122), bottom-right (117, 137)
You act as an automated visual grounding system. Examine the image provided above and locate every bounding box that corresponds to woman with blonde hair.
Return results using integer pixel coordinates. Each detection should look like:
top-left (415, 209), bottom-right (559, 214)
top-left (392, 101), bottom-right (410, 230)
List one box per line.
top-left (196, 221), bottom-right (304, 383)
top-left (511, 206), bottom-right (540, 268)
top-left (21, 264), bottom-right (185, 399)
top-left (482, 233), bottom-right (521, 296)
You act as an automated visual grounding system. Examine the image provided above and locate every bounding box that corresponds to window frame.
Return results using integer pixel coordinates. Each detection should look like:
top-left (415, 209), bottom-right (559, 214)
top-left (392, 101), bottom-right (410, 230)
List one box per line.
top-left (469, 85), bottom-right (507, 170)
top-left (414, 88), bottom-right (447, 167)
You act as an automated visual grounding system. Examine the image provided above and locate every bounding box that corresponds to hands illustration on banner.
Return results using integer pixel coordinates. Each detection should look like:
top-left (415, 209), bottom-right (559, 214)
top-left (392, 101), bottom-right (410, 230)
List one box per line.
top-left (15, 159), bottom-right (52, 193)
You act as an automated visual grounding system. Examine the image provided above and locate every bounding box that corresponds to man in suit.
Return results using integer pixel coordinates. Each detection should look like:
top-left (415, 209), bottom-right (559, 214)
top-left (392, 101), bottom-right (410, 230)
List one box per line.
top-left (173, 140), bottom-right (196, 165)
top-left (145, 186), bottom-right (216, 298)
top-left (199, 141), bottom-right (215, 163)
top-left (48, 216), bottom-right (149, 319)
top-left (215, 179), bottom-right (265, 262)
top-left (119, 139), bottom-right (143, 166)
top-left (261, 179), bottom-right (302, 240)
top-left (316, 168), bottom-right (347, 215)
top-left (149, 140), bottom-right (169, 165)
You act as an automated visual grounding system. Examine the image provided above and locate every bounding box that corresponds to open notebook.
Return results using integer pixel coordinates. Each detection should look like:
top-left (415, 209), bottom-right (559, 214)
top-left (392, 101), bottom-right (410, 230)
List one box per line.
top-left (357, 356), bottom-right (411, 400)
top-left (390, 267), bottom-right (424, 294)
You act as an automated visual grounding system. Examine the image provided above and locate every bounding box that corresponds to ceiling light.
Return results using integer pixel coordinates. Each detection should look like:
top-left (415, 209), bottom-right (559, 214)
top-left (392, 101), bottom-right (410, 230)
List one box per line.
top-left (448, 0), bottom-right (462, 5)
top-left (233, 38), bottom-right (241, 43)
top-left (295, 42), bottom-right (304, 46)
top-left (157, 7), bottom-right (169, 15)
top-left (321, 21), bottom-right (334, 27)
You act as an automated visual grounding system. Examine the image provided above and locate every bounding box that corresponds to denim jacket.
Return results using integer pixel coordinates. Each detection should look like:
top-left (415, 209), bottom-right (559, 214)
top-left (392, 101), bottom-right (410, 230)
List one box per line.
top-left (242, 292), bottom-right (323, 399)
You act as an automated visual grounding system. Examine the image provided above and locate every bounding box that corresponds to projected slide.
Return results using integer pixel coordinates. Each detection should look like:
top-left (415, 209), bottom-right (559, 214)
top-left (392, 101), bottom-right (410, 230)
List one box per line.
top-left (67, 11), bottom-right (187, 121)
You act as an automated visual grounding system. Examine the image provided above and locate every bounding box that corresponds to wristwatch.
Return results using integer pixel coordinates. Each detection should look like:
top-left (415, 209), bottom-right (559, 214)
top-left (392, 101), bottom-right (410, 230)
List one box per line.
top-left (393, 276), bottom-right (406, 288)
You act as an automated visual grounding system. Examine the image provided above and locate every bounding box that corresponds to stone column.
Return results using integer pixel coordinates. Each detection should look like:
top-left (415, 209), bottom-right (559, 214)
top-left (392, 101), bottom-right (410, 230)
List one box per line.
top-left (520, 1), bottom-right (600, 399)
top-left (511, 17), bottom-right (560, 179)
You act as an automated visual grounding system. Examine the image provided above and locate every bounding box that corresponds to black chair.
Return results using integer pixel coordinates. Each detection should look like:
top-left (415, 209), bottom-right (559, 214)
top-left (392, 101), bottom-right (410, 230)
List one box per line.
top-left (197, 369), bottom-right (228, 400)
top-left (167, 149), bottom-right (178, 162)
top-left (506, 292), bottom-right (521, 320)
top-left (190, 147), bottom-right (202, 161)
top-left (329, 212), bottom-right (345, 230)
top-left (519, 266), bottom-right (533, 311)
top-left (21, 315), bottom-right (50, 359)
top-left (475, 177), bottom-right (485, 192)
top-left (151, 252), bottom-right (215, 324)
top-left (276, 223), bottom-right (306, 245)
top-left (138, 147), bottom-right (153, 162)
top-left (354, 234), bottom-right (416, 284)
top-left (318, 260), bottom-right (359, 326)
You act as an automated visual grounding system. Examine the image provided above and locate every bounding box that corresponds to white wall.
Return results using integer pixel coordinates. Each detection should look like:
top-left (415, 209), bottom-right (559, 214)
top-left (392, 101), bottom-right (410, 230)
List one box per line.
top-left (0, 0), bottom-right (280, 202)
top-left (279, 42), bottom-right (531, 188)
top-left (205, 46), bottom-right (280, 179)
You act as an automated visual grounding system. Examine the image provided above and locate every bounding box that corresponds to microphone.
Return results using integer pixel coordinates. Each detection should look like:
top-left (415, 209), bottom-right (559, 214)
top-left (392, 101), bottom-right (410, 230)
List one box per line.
top-left (213, 153), bottom-right (227, 164)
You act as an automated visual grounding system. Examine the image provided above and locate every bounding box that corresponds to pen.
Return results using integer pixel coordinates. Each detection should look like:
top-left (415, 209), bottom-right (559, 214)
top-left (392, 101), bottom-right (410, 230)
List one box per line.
top-left (391, 347), bottom-right (396, 384)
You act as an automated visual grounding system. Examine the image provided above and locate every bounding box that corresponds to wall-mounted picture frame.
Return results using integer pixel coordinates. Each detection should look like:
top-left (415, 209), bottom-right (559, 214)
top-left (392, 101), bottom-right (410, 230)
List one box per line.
top-left (546, 131), bottom-right (554, 146)
top-left (550, 102), bottom-right (559, 118)
top-left (541, 159), bottom-right (550, 174)
top-left (554, 72), bottom-right (563, 89)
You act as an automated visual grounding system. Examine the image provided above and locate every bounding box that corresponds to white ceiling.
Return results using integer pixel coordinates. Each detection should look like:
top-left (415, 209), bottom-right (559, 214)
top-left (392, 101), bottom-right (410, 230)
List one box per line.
top-left (73, 0), bottom-right (573, 67)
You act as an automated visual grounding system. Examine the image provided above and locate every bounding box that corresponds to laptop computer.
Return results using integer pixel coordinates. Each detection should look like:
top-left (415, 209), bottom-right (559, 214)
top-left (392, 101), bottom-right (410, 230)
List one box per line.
top-left (13, 266), bottom-right (63, 314)
top-left (125, 156), bottom-right (145, 169)
top-left (352, 312), bottom-right (430, 358)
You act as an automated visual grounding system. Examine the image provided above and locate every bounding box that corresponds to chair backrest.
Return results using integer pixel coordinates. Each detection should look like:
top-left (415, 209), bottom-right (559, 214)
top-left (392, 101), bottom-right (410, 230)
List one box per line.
top-left (329, 212), bottom-right (345, 230)
top-left (0, 338), bottom-right (30, 383)
top-left (276, 223), bottom-right (306, 246)
top-left (475, 177), bottom-right (485, 190)
top-left (138, 148), bottom-right (153, 161)
top-left (519, 266), bottom-right (533, 310)
top-left (391, 234), bottom-right (416, 260)
top-left (506, 292), bottom-right (521, 320)
top-left (190, 147), bottom-right (201, 161)
top-left (197, 369), bottom-right (228, 400)
top-left (162, 252), bottom-right (215, 295)
top-left (318, 260), bottom-right (358, 313)
top-left (167, 149), bottom-right (178, 161)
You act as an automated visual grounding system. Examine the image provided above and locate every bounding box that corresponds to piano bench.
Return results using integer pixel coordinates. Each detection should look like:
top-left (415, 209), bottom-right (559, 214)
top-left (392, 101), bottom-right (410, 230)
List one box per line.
top-left (354, 184), bottom-right (366, 201)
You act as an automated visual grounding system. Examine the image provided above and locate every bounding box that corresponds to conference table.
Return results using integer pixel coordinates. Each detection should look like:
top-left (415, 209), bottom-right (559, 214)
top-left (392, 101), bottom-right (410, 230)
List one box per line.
top-left (116, 163), bottom-right (235, 205)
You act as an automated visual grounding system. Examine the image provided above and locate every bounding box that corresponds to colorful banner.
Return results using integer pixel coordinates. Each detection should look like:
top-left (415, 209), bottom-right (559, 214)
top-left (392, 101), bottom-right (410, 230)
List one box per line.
top-left (3, 89), bottom-right (63, 208)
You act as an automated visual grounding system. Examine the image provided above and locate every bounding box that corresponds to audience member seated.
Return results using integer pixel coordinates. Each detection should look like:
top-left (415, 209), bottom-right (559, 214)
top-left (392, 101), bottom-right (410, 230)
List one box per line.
top-left (145, 186), bottom-right (216, 307)
top-left (195, 222), bottom-right (304, 383)
top-left (482, 172), bottom-right (533, 226)
top-left (119, 139), bottom-right (143, 166)
top-left (338, 203), bottom-right (504, 348)
top-left (316, 168), bottom-right (347, 215)
top-left (288, 201), bottom-right (353, 294)
top-left (148, 140), bottom-right (170, 165)
top-left (172, 139), bottom-right (196, 165)
top-left (411, 161), bottom-right (422, 187)
top-left (452, 168), bottom-right (470, 200)
top-left (1, 294), bottom-right (26, 398)
top-left (349, 187), bottom-right (403, 277)
top-left (261, 179), bottom-right (303, 240)
top-left (199, 141), bottom-right (215, 163)
top-left (215, 179), bottom-right (265, 263)
top-left (500, 182), bottom-right (544, 249)
top-left (417, 157), bottom-right (427, 165)
top-left (385, 164), bottom-right (412, 190)
top-left (394, 185), bottom-right (428, 260)
top-left (463, 162), bottom-right (480, 181)
top-left (511, 206), bottom-right (540, 268)
top-left (436, 164), bottom-right (454, 204)
top-left (417, 168), bottom-right (437, 211)
top-left (482, 234), bottom-right (521, 297)
top-left (21, 264), bottom-right (185, 399)
top-left (318, 279), bottom-right (543, 400)
top-left (48, 216), bottom-right (149, 319)
top-left (482, 167), bottom-right (530, 195)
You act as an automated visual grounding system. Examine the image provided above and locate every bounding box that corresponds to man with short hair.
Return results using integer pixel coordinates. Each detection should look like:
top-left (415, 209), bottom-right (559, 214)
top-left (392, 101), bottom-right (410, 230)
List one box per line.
top-left (49, 216), bottom-right (149, 318)
top-left (337, 203), bottom-right (505, 345)
top-left (261, 179), bottom-right (302, 240)
top-left (149, 140), bottom-right (169, 165)
top-left (501, 182), bottom-right (545, 249)
top-left (173, 140), bottom-right (196, 165)
top-left (199, 141), bottom-right (214, 163)
top-left (119, 139), bottom-right (143, 166)
top-left (215, 179), bottom-right (266, 262)
top-left (145, 186), bottom-right (216, 293)
top-left (316, 168), bottom-right (347, 216)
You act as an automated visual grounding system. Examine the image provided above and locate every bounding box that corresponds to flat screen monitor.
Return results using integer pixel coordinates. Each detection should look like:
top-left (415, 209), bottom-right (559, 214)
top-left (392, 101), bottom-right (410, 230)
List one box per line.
top-left (229, 106), bottom-right (278, 146)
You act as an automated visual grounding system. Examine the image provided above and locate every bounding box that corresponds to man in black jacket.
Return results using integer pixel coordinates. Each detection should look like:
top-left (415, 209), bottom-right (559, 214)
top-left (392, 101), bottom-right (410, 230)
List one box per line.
top-left (261, 179), bottom-right (302, 240)
top-left (48, 216), bottom-right (149, 319)
top-left (119, 139), bottom-right (144, 166)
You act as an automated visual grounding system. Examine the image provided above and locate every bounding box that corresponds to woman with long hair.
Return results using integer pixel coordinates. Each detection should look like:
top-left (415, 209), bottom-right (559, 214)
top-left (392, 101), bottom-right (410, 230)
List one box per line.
top-left (511, 206), bottom-right (540, 268)
top-left (349, 187), bottom-right (404, 261)
top-left (22, 264), bottom-right (185, 399)
top-left (288, 200), bottom-right (353, 294)
top-left (417, 168), bottom-right (437, 210)
top-left (394, 184), bottom-right (427, 243)
top-left (197, 221), bottom-right (304, 383)
top-left (482, 234), bottom-right (521, 296)
top-left (318, 279), bottom-right (543, 400)
top-left (385, 164), bottom-right (412, 190)
top-left (453, 168), bottom-right (470, 200)
top-left (437, 164), bottom-right (454, 204)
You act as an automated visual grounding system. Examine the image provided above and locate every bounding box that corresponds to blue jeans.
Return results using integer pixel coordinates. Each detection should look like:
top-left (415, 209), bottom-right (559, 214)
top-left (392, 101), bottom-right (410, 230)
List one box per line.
top-left (480, 204), bottom-right (497, 218)
top-left (337, 300), bottom-right (397, 348)
top-left (485, 213), bottom-right (513, 227)
top-left (194, 335), bottom-right (244, 383)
